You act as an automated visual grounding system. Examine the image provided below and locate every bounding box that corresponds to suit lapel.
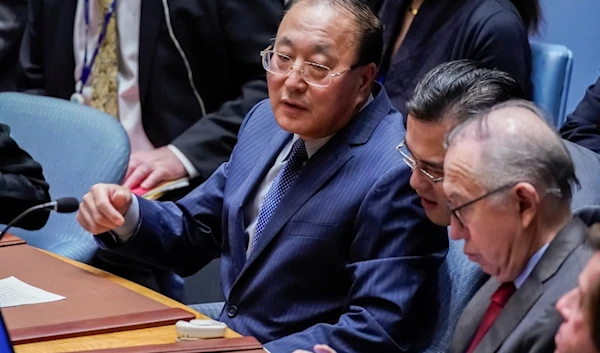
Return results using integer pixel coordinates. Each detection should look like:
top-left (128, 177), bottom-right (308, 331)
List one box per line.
top-left (139, 0), bottom-right (163, 104)
top-left (451, 278), bottom-right (499, 353)
top-left (474, 218), bottom-right (588, 353)
top-left (227, 129), bottom-right (291, 275)
top-left (475, 279), bottom-right (543, 353)
top-left (238, 140), bottom-right (354, 277)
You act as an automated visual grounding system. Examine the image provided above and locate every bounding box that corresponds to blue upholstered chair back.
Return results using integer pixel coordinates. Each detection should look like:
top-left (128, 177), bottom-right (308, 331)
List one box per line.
top-left (0, 93), bottom-right (129, 262)
top-left (420, 234), bottom-right (488, 353)
top-left (530, 41), bottom-right (573, 128)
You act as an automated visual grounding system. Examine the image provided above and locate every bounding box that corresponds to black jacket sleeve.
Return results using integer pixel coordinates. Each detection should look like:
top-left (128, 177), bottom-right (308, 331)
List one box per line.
top-left (0, 123), bottom-right (51, 230)
top-left (560, 76), bottom-right (600, 154)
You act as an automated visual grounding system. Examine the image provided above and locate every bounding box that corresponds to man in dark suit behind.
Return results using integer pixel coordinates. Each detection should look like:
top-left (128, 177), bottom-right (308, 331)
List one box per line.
top-left (560, 75), bottom-right (600, 154)
top-left (17, 0), bottom-right (282, 192)
top-left (0, 0), bottom-right (27, 91)
top-left (0, 123), bottom-right (50, 229)
top-left (445, 100), bottom-right (593, 353)
top-left (76, 0), bottom-right (448, 351)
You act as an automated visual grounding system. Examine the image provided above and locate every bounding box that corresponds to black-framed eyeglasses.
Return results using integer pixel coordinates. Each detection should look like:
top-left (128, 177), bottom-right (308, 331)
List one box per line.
top-left (396, 140), bottom-right (444, 183)
top-left (447, 183), bottom-right (516, 228)
top-left (260, 45), bottom-right (358, 87)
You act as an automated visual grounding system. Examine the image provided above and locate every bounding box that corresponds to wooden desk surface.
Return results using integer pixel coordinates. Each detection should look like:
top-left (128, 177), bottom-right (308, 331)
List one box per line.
top-left (14, 251), bottom-right (240, 353)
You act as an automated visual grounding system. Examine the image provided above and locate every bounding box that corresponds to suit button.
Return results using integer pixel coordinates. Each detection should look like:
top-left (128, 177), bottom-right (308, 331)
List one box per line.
top-left (226, 304), bottom-right (238, 318)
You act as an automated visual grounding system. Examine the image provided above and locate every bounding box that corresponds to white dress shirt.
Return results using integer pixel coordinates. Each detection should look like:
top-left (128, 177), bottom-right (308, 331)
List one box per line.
top-left (73, 0), bottom-right (197, 176)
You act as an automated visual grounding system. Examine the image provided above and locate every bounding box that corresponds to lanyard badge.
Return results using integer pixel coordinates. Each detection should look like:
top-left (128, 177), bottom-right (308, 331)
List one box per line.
top-left (70, 0), bottom-right (118, 104)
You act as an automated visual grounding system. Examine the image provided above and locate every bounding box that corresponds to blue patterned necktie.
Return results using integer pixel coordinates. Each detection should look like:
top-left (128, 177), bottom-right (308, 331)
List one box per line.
top-left (252, 139), bottom-right (308, 249)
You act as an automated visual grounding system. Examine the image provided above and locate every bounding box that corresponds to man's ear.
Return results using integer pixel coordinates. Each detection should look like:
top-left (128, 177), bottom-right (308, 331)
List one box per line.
top-left (514, 182), bottom-right (539, 229)
top-left (357, 62), bottom-right (376, 99)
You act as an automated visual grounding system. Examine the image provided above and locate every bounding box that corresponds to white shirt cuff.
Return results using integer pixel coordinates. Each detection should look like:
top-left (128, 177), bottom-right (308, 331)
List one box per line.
top-left (112, 195), bottom-right (141, 242)
top-left (168, 144), bottom-right (199, 179)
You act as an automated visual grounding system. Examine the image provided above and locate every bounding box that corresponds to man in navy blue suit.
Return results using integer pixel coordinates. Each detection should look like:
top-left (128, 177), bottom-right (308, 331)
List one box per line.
top-left (560, 75), bottom-right (600, 154)
top-left (77, 0), bottom-right (448, 351)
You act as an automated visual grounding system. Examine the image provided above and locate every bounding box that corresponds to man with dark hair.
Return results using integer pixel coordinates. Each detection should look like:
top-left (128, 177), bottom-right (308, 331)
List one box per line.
top-left (402, 61), bottom-right (600, 353)
top-left (554, 222), bottom-right (600, 353)
top-left (403, 60), bottom-right (600, 228)
top-left (76, 0), bottom-right (447, 351)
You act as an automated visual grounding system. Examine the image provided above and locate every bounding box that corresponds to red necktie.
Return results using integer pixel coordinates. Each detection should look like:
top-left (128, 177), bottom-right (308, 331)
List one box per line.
top-left (466, 282), bottom-right (516, 353)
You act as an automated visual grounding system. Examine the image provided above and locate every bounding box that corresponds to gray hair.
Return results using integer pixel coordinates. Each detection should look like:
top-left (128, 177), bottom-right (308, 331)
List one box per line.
top-left (446, 100), bottom-right (577, 210)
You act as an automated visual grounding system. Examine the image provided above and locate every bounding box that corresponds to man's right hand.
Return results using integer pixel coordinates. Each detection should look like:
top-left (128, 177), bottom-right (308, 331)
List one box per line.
top-left (77, 184), bottom-right (133, 235)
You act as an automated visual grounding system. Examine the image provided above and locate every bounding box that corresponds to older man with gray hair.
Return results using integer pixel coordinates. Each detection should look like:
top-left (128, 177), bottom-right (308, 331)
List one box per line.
top-left (445, 99), bottom-right (594, 353)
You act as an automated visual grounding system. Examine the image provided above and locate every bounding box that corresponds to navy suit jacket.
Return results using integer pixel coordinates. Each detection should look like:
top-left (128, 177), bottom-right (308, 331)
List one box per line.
top-left (99, 86), bottom-right (448, 352)
top-left (560, 76), bottom-right (600, 154)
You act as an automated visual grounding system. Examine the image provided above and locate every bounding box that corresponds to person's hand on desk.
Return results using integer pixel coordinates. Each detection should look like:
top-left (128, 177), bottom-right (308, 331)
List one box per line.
top-left (77, 184), bottom-right (132, 234)
top-left (293, 345), bottom-right (337, 353)
top-left (124, 147), bottom-right (187, 190)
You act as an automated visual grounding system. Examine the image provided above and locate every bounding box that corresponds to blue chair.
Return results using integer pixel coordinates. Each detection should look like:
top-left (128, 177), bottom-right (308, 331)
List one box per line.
top-left (529, 41), bottom-right (573, 128)
top-left (0, 92), bottom-right (129, 262)
top-left (420, 236), bottom-right (488, 353)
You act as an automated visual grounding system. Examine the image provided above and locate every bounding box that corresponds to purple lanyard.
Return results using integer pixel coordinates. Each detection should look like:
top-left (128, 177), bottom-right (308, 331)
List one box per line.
top-left (79, 0), bottom-right (118, 93)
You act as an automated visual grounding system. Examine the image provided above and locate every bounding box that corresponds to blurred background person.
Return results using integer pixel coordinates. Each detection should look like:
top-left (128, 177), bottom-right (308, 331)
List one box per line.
top-left (370, 0), bottom-right (539, 118)
top-left (0, 0), bottom-right (27, 91)
top-left (560, 75), bottom-right (600, 154)
top-left (554, 222), bottom-right (600, 353)
top-left (17, 0), bottom-right (281, 194)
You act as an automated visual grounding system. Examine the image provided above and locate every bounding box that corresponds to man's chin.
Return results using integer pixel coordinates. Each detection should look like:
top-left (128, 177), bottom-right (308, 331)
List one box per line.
top-left (424, 209), bottom-right (451, 227)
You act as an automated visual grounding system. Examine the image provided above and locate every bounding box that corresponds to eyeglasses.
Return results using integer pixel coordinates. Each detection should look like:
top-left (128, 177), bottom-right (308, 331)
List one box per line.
top-left (447, 183), bottom-right (515, 228)
top-left (396, 140), bottom-right (444, 183)
top-left (260, 46), bottom-right (357, 88)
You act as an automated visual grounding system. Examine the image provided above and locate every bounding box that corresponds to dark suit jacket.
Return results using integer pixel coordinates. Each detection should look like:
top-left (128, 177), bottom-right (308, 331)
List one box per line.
top-left (0, 0), bottom-right (27, 91)
top-left (98, 86), bottom-right (449, 352)
top-left (565, 139), bottom-right (600, 210)
top-left (449, 217), bottom-right (593, 353)
top-left (17, 0), bottom-right (282, 181)
top-left (376, 0), bottom-right (531, 117)
top-left (0, 123), bottom-right (50, 229)
top-left (560, 76), bottom-right (600, 154)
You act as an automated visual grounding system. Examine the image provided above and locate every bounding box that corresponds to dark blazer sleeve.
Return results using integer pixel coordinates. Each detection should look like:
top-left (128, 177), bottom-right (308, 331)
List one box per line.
top-left (265, 166), bottom-right (448, 352)
top-left (0, 123), bottom-right (50, 230)
top-left (462, 6), bottom-right (532, 97)
top-left (560, 76), bottom-right (600, 154)
top-left (170, 0), bottom-right (281, 180)
top-left (16, 0), bottom-right (46, 96)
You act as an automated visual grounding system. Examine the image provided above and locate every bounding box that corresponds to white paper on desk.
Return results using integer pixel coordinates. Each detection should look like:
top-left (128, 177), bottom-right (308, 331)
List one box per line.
top-left (0, 276), bottom-right (65, 308)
